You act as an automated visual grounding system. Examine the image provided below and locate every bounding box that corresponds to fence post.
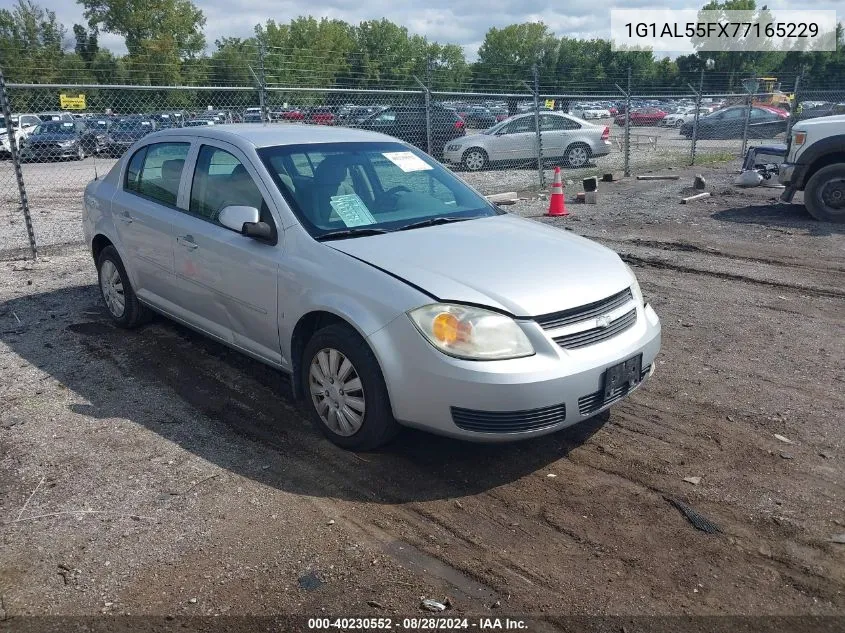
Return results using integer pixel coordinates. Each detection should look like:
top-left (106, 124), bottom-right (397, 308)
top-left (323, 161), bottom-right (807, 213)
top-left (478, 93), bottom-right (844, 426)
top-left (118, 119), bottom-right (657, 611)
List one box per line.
top-left (258, 41), bottom-right (268, 123)
top-left (689, 67), bottom-right (705, 165)
top-left (614, 67), bottom-right (632, 177)
top-left (0, 69), bottom-right (37, 259)
top-left (414, 71), bottom-right (432, 156)
top-left (532, 64), bottom-right (545, 189)
top-left (786, 67), bottom-right (804, 139)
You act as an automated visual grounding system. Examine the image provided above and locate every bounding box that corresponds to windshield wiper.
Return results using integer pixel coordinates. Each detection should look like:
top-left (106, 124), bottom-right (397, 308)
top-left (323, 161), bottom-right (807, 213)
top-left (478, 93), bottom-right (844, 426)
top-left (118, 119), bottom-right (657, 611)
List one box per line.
top-left (395, 217), bottom-right (471, 232)
top-left (316, 227), bottom-right (389, 241)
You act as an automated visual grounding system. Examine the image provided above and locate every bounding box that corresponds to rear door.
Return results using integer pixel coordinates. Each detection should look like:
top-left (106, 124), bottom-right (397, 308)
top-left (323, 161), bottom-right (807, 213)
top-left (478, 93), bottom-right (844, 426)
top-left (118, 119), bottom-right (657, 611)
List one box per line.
top-left (539, 114), bottom-right (578, 158)
top-left (111, 140), bottom-right (191, 307)
top-left (168, 141), bottom-right (282, 364)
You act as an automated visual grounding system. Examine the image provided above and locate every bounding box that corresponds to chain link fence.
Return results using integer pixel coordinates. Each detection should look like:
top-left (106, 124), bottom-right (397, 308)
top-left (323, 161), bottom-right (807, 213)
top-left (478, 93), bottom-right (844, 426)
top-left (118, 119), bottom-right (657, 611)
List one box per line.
top-left (1, 71), bottom-right (843, 258)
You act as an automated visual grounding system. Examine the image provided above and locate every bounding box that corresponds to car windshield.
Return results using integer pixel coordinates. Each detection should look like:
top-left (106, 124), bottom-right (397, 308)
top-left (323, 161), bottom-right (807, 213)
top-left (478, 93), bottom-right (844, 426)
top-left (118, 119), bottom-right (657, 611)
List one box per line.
top-left (90, 120), bottom-right (109, 129)
top-left (114, 120), bottom-right (150, 131)
top-left (258, 141), bottom-right (500, 238)
top-left (33, 122), bottom-right (75, 135)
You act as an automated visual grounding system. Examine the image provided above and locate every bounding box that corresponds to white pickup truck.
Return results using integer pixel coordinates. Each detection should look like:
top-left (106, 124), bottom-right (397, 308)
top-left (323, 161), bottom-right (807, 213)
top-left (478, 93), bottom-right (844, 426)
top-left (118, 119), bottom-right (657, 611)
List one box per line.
top-left (779, 114), bottom-right (845, 222)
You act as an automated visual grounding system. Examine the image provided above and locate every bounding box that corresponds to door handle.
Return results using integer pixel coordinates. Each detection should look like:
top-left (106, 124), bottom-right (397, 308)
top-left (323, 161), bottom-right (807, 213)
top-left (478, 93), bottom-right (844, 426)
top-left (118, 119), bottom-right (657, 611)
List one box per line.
top-left (118, 212), bottom-right (133, 224)
top-left (177, 235), bottom-right (198, 250)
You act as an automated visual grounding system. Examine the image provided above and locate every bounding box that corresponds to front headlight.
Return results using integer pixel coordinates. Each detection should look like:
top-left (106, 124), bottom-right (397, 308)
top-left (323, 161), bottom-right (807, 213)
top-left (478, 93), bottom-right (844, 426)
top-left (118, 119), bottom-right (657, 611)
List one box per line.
top-left (625, 264), bottom-right (644, 305)
top-left (408, 303), bottom-right (534, 360)
top-left (58, 140), bottom-right (75, 148)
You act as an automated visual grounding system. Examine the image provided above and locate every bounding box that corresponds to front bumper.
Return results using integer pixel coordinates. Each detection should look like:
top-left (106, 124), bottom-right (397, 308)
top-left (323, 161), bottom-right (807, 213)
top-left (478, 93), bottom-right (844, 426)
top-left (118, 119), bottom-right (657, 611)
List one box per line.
top-left (778, 162), bottom-right (808, 188)
top-left (368, 302), bottom-right (661, 442)
top-left (20, 145), bottom-right (79, 160)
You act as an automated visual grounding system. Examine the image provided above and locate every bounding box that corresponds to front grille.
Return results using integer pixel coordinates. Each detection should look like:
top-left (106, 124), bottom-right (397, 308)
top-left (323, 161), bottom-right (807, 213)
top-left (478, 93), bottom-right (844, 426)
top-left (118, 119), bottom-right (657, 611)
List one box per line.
top-left (578, 365), bottom-right (651, 416)
top-left (451, 403), bottom-right (566, 433)
top-left (553, 308), bottom-right (637, 350)
top-left (536, 288), bottom-right (633, 330)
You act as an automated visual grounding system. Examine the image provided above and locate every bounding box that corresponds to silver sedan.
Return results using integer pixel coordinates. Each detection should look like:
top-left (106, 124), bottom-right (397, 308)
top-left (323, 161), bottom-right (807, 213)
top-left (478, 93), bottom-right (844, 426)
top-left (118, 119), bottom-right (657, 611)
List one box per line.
top-left (442, 112), bottom-right (612, 170)
top-left (83, 124), bottom-right (660, 450)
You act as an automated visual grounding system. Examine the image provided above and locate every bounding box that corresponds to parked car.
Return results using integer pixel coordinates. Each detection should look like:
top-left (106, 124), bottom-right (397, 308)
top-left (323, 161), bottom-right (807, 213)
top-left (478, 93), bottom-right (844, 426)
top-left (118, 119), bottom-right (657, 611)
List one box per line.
top-left (614, 107), bottom-right (667, 126)
top-left (275, 107), bottom-right (306, 121)
top-left (338, 106), bottom-right (381, 125)
top-left (19, 120), bottom-right (98, 161)
top-left (184, 119), bottom-right (216, 127)
top-left (0, 113), bottom-right (41, 156)
top-left (680, 105), bottom-right (788, 139)
top-left (152, 112), bottom-right (184, 128)
top-left (307, 107), bottom-right (337, 126)
top-left (85, 117), bottom-right (113, 154)
top-left (442, 112), bottom-right (611, 170)
top-left (660, 107), bottom-right (710, 128)
top-left (37, 111), bottom-right (75, 123)
top-left (82, 124), bottom-right (660, 449)
top-left (462, 106), bottom-right (498, 129)
top-left (105, 118), bottom-right (156, 157)
top-left (572, 106), bottom-right (611, 120)
top-left (243, 108), bottom-right (265, 123)
top-left (354, 104), bottom-right (465, 157)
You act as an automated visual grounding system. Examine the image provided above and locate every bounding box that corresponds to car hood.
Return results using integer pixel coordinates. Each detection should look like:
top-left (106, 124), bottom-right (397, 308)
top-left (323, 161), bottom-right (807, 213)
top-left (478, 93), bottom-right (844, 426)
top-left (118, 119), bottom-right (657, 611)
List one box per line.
top-left (111, 131), bottom-right (147, 139)
top-left (452, 132), bottom-right (491, 145)
top-left (28, 134), bottom-right (78, 143)
top-left (327, 214), bottom-right (631, 317)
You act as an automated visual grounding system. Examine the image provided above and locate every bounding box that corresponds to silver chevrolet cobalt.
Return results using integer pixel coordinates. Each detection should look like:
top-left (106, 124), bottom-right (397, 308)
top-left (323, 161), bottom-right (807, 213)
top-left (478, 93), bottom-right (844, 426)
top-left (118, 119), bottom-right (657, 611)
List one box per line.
top-left (83, 124), bottom-right (661, 450)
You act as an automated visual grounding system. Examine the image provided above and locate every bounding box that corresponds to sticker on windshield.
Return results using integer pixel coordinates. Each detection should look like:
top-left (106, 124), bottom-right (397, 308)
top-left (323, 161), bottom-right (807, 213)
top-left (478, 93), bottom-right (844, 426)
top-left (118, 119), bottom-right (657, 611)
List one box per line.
top-left (330, 194), bottom-right (377, 227)
top-left (382, 151), bottom-right (433, 172)
top-left (62, 122), bottom-right (73, 127)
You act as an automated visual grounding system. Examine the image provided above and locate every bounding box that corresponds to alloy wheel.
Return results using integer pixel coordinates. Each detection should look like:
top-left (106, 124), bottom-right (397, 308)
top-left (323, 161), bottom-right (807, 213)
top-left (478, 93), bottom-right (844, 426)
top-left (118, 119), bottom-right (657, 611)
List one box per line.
top-left (99, 260), bottom-right (126, 318)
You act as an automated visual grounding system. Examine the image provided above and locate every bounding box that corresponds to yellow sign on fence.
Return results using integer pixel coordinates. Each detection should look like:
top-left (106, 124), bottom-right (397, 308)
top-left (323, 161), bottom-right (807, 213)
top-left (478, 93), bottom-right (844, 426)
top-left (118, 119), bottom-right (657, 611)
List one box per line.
top-left (545, 99), bottom-right (555, 109)
top-left (59, 93), bottom-right (86, 110)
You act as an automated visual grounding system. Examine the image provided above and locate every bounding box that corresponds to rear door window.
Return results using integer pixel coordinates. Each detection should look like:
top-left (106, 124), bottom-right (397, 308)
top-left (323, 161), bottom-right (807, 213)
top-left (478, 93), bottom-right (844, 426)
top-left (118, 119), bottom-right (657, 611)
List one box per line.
top-left (124, 142), bottom-right (190, 207)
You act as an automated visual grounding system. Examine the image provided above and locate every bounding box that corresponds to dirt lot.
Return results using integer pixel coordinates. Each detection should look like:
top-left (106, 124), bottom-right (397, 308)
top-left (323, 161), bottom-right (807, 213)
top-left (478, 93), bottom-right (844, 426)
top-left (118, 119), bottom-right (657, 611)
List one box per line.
top-left (0, 161), bottom-right (843, 628)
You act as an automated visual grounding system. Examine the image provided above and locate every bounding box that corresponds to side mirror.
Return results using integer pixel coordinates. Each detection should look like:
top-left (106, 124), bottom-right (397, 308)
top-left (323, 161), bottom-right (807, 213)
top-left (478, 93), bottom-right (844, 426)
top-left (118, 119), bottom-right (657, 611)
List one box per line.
top-left (218, 205), bottom-right (260, 232)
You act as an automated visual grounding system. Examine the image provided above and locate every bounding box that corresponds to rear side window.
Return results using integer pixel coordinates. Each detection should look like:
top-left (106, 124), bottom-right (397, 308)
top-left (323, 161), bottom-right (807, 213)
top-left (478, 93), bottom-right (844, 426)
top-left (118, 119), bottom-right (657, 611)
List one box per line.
top-left (124, 142), bottom-right (190, 207)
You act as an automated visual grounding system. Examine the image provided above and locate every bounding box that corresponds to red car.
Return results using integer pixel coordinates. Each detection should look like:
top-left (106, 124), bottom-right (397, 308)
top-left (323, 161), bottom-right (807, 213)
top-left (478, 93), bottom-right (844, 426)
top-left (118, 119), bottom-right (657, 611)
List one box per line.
top-left (280, 108), bottom-right (305, 121)
top-left (614, 107), bottom-right (667, 126)
top-left (308, 107), bottom-right (336, 125)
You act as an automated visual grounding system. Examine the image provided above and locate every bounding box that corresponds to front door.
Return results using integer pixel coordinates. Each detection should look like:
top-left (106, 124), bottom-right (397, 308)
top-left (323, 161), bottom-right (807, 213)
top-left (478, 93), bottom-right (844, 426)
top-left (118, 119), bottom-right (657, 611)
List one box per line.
top-left (110, 141), bottom-right (191, 306)
top-left (169, 141), bottom-right (282, 365)
top-left (490, 116), bottom-right (537, 163)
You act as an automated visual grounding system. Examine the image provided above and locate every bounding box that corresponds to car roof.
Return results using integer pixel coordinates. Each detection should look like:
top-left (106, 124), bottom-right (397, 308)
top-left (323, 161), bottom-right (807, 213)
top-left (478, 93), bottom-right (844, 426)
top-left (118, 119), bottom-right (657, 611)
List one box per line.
top-left (144, 123), bottom-right (397, 148)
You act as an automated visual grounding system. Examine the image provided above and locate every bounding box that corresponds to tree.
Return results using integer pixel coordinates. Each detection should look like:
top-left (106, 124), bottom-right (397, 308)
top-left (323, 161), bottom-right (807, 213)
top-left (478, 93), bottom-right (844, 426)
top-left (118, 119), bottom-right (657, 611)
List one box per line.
top-left (474, 23), bottom-right (559, 91)
top-left (0, 0), bottom-right (66, 83)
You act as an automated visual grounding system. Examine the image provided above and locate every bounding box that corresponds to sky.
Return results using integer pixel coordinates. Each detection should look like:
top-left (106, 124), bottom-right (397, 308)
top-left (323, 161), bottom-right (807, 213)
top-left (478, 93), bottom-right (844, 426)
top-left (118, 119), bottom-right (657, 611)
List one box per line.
top-left (4, 0), bottom-right (841, 60)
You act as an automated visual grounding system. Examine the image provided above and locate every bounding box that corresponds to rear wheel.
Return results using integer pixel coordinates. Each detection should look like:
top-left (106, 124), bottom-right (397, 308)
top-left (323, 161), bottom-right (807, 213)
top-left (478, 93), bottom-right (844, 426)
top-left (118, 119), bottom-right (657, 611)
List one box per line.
top-left (461, 147), bottom-right (488, 171)
top-left (96, 245), bottom-right (152, 328)
top-left (563, 143), bottom-right (591, 168)
top-left (804, 164), bottom-right (845, 223)
top-left (301, 324), bottom-right (399, 450)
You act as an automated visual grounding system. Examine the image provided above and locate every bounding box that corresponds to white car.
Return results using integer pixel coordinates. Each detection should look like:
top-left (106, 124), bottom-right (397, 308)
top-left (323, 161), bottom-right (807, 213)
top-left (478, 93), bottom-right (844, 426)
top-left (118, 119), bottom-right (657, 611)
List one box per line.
top-left (0, 113), bottom-right (41, 156)
top-left (660, 108), bottom-right (709, 128)
top-left (572, 107), bottom-right (611, 120)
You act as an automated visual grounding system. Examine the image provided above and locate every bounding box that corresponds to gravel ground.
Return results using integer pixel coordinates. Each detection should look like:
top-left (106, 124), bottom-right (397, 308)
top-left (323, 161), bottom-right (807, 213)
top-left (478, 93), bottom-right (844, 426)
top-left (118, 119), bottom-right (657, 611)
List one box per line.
top-left (0, 123), bottom-right (748, 255)
top-left (1, 160), bottom-right (843, 627)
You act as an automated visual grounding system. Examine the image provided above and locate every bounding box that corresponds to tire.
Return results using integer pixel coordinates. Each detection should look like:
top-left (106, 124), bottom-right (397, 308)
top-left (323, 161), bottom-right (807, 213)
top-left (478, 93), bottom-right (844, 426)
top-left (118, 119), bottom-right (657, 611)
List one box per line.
top-left (563, 143), bottom-right (591, 168)
top-left (804, 163), bottom-right (845, 223)
top-left (674, 119), bottom-right (684, 128)
top-left (461, 147), bottom-right (488, 172)
top-left (301, 323), bottom-right (399, 450)
top-left (96, 245), bottom-right (152, 328)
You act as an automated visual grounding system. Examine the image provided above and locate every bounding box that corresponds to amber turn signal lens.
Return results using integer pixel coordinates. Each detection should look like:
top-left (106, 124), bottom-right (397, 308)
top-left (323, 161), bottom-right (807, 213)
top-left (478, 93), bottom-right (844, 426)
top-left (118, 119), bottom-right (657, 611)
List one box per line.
top-left (432, 312), bottom-right (459, 344)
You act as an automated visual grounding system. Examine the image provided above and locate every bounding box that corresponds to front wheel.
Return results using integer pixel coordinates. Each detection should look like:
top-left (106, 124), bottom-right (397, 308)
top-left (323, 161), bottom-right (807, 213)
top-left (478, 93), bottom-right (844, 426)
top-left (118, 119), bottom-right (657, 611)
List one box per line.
top-left (302, 324), bottom-right (399, 450)
top-left (804, 164), bottom-right (845, 223)
top-left (461, 147), bottom-right (488, 172)
top-left (563, 143), bottom-right (591, 168)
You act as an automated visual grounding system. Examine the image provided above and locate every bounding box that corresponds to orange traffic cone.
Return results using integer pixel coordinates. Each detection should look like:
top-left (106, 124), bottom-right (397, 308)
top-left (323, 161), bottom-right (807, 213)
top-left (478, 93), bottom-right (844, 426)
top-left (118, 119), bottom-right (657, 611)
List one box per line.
top-left (547, 166), bottom-right (568, 216)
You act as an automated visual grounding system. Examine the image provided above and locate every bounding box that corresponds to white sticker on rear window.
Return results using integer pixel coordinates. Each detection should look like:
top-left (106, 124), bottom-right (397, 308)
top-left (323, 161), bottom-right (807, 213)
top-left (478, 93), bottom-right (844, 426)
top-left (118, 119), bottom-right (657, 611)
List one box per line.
top-left (63, 122), bottom-right (73, 127)
top-left (382, 151), bottom-right (433, 172)
top-left (330, 194), bottom-right (377, 227)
